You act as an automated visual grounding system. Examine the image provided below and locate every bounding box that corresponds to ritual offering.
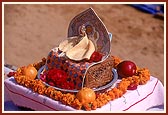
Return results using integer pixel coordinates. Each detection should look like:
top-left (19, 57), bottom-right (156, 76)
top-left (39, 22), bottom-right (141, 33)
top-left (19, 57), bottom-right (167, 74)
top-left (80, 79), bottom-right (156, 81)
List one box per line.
top-left (38, 8), bottom-right (116, 92)
top-left (5, 8), bottom-right (153, 111)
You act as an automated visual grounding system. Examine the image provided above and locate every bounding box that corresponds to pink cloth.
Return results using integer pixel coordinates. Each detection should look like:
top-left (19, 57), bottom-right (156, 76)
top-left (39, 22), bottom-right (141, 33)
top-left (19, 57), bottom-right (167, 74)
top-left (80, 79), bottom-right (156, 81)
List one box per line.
top-left (4, 67), bottom-right (164, 111)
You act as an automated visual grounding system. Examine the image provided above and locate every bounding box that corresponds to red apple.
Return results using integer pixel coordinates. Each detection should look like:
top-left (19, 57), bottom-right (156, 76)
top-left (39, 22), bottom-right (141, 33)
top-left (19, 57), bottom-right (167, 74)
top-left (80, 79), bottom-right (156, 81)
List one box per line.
top-left (117, 60), bottom-right (136, 78)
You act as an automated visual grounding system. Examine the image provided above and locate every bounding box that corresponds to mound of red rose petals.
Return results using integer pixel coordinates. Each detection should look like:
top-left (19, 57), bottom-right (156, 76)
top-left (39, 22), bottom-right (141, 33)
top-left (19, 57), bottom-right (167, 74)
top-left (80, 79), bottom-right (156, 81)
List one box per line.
top-left (40, 68), bottom-right (74, 90)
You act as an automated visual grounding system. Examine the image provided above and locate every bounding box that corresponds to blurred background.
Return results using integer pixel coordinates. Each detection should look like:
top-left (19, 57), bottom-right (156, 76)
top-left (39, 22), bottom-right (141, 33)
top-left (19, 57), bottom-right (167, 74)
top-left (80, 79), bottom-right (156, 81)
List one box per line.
top-left (4, 4), bottom-right (164, 85)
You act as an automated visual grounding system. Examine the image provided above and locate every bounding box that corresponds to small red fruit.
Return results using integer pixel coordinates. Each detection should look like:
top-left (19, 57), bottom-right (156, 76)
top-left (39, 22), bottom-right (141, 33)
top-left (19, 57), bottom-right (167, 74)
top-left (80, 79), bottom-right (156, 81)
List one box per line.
top-left (117, 60), bottom-right (136, 78)
top-left (89, 51), bottom-right (103, 62)
top-left (127, 83), bottom-right (137, 90)
top-left (7, 72), bottom-right (16, 77)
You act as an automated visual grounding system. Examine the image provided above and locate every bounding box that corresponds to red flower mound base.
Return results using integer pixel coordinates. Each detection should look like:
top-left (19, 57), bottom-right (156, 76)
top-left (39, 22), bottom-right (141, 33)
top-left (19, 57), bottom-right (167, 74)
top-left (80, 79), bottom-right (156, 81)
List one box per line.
top-left (40, 68), bottom-right (74, 90)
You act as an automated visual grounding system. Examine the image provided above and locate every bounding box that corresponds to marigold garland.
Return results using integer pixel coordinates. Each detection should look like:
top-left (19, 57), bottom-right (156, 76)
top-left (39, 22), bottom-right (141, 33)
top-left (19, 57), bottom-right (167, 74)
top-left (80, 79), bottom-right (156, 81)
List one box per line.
top-left (13, 56), bottom-right (150, 111)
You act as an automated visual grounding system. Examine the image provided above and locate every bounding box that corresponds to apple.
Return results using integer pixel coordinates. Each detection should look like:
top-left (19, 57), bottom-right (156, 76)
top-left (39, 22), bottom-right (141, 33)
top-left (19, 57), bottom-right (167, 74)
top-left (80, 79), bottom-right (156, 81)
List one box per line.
top-left (117, 60), bottom-right (137, 78)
